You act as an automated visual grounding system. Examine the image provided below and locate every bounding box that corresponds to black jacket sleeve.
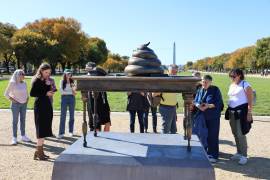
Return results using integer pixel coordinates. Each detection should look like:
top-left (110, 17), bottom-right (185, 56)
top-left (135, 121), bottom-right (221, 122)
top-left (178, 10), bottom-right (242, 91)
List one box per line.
top-left (30, 79), bottom-right (50, 97)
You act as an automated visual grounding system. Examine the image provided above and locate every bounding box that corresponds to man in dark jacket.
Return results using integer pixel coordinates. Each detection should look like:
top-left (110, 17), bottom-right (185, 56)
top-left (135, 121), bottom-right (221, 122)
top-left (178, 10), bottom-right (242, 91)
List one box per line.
top-left (127, 92), bottom-right (148, 133)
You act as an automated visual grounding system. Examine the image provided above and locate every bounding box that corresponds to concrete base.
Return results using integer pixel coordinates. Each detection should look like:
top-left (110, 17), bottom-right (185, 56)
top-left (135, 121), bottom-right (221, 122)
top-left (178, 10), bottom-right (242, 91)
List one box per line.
top-left (52, 132), bottom-right (215, 180)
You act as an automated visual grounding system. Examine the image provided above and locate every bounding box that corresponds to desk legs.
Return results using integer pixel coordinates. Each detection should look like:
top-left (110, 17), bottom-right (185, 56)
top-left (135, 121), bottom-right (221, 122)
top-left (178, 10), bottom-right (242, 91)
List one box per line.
top-left (82, 100), bottom-right (88, 147)
top-left (182, 93), bottom-right (193, 152)
top-left (93, 92), bottom-right (99, 137)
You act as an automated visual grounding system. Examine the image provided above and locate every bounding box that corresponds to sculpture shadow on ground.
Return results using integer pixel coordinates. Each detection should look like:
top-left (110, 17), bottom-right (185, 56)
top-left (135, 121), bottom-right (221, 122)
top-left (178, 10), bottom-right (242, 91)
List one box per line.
top-left (16, 136), bottom-right (80, 161)
top-left (45, 136), bottom-right (80, 145)
top-left (215, 151), bottom-right (270, 180)
top-left (84, 134), bottom-right (203, 163)
top-left (219, 139), bottom-right (236, 147)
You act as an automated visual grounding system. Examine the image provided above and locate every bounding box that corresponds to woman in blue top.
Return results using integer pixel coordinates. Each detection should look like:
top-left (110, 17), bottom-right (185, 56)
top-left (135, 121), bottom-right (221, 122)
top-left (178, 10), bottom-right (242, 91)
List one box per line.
top-left (194, 75), bottom-right (223, 163)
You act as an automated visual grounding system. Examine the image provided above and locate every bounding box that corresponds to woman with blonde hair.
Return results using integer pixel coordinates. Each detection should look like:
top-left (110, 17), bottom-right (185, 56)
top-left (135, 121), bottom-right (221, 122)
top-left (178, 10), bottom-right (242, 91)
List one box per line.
top-left (30, 63), bottom-right (54, 160)
top-left (4, 69), bottom-right (31, 145)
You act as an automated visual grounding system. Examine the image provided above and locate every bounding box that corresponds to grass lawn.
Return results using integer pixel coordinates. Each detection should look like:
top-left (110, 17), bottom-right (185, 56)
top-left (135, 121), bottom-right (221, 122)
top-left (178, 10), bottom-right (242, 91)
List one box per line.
top-left (0, 72), bottom-right (269, 115)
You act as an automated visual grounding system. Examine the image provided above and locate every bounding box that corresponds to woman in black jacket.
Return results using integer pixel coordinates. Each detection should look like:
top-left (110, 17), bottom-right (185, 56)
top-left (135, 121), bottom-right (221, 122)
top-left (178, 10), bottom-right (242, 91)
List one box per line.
top-left (88, 67), bottom-right (111, 132)
top-left (30, 63), bottom-right (54, 160)
top-left (127, 92), bottom-right (147, 133)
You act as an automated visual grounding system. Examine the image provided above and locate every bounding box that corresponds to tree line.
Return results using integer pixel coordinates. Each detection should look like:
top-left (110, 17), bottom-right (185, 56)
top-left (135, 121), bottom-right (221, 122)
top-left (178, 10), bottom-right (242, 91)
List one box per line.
top-left (0, 17), bottom-right (128, 74)
top-left (184, 37), bottom-right (270, 73)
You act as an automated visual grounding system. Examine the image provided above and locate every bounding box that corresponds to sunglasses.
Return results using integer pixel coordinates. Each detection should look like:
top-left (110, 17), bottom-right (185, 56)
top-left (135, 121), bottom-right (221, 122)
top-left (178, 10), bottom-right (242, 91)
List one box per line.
top-left (19, 73), bottom-right (25, 76)
top-left (230, 75), bottom-right (237, 79)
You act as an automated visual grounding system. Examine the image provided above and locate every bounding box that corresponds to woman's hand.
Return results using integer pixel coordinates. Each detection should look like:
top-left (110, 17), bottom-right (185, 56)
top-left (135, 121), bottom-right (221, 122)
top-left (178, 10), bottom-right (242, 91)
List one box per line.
top-left (10, 97), bottom-right (18, 103)
top-left (72, 89), bottom-right (77, 96)
top-left (199, 103), bottom-right (208, 111)
top-left (247, 111), bottom-right (253, 122)
top-left (46, 91), bottom-right (54, 97)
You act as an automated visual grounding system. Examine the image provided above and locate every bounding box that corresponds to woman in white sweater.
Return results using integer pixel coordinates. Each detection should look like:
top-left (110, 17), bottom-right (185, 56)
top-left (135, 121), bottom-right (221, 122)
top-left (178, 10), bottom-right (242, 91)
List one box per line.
top-left (4, 69), bottom-right (31, 145)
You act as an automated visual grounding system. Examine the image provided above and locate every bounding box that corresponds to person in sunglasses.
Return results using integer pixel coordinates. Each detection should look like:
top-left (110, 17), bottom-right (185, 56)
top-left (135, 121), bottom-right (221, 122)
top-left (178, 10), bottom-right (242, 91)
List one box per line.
top-left (227, 68), bottom-right (254, 165)
top-left (4, 69), bottom-right (31, 145)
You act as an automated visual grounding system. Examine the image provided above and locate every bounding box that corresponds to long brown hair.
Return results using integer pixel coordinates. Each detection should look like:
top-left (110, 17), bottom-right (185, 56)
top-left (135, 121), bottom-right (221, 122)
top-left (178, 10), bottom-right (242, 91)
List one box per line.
top-left (62, 73), bottom-right (74, 90)
top-left (32, 63), bottom-right (51, 84)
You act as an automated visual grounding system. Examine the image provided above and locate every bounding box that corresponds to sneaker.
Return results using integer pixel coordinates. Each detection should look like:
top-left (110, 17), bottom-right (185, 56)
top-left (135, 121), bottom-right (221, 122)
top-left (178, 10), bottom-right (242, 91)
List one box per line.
top-left (11, 137), bottom-right (17, 145)
top-left (231, 153), bottom-right (242, 160)
top-left (57, 134), bottom-right (64, 139)
top-left (68, 133), bottom-right (73, 137)
top-left (209, 158), bottom-right (217, 163)
top-left (238, 156), bottom-right (248, 165)
top-left (208, 156), bottom-right (217, 163)
top-left (21, 135), bottom-right (31, 142)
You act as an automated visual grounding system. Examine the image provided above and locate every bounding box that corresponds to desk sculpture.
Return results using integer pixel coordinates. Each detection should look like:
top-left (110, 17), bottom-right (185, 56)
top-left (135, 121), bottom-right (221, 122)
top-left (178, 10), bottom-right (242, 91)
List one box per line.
top-left (73, 42), bottom-right (200, 151)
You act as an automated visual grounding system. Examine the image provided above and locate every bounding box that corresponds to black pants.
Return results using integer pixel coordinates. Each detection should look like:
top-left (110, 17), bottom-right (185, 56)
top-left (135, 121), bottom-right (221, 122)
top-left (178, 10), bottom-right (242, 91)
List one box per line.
top-left (143, 107), bottom-right (157, 131)
top-left (129, 110), bottom-right (144, 133)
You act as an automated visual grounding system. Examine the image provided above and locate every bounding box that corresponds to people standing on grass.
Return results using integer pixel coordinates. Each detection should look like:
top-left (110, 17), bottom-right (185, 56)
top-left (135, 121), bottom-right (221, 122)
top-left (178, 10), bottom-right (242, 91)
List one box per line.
top-left (226, 68), bottom-right (254, 165)
top-left (57, 69), bottom-right (76, 139)
top-left (30, 63), bottom-right (54, 160)
top-left (127, 92), bottom-right (147, 133)
top-left (4, 69), bottom-right (31, 145)
top-left (193, 75), bottom-right (223, 163)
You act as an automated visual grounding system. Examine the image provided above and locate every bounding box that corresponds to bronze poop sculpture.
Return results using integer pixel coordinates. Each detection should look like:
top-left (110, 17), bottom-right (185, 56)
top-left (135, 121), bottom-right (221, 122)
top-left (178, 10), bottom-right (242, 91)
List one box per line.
top-left (124, 42), bottom-right (164, 76)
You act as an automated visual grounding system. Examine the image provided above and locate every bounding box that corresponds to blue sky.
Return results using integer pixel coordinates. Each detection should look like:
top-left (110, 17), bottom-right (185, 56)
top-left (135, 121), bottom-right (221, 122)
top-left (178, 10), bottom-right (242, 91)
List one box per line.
top-left (1, 0), bottom-right (270, 65)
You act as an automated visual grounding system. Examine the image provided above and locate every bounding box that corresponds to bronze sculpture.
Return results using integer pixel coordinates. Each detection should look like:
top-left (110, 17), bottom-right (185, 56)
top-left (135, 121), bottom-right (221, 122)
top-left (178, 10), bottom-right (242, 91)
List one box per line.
top-left (124, 42), bottom-right (164, 76)
top-left (74, 43), bottom-right (200, 151)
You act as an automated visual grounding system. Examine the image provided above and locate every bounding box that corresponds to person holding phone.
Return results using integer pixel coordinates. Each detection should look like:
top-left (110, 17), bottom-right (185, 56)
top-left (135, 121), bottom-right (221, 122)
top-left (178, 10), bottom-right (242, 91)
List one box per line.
top-left (193, 75), bottom-right (223, 163)
top-left (58, 69), bottom-right (76, 138)
top-left (30, 63), bottom-right (55, 160)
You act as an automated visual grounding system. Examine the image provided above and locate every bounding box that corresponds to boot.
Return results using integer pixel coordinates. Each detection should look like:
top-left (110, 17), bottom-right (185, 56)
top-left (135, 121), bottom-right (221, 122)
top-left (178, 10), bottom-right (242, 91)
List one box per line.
top-left (34, 146), bottom-right (48, 160)
top-left (41, 145), bottom-right (50, 159)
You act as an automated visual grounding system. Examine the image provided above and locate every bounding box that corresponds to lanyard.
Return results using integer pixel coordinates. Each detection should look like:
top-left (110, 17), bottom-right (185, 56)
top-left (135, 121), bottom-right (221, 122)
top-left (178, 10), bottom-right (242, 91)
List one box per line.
top-left (199, 88), bottom-right (208, 104)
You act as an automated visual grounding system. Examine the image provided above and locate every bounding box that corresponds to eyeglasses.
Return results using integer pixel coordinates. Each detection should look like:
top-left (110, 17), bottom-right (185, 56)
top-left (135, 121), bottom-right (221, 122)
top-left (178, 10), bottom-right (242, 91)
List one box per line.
top-left (202, 80), bottom-right (210, 84)
top-left (230, 75), bottom-right (236, 79)
top-left (20, 73), bottom-right (25, 76)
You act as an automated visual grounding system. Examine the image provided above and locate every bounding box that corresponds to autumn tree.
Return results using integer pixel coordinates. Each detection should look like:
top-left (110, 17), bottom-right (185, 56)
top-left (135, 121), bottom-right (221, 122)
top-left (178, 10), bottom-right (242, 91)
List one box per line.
top-left (85, 37), bottom-right (108, 65)
top-left (224, 46), bottom-right (255, 70)
top-left (102, 53), bottom-right (128, 72)
top-left (255, 37), bottom-right (270, 70)
top-left (12, 28), bottom-right (48, 72)
top-left (26, 17), bottom-right (85, 73)
top-left (0, 22), bottom-right (17, 73)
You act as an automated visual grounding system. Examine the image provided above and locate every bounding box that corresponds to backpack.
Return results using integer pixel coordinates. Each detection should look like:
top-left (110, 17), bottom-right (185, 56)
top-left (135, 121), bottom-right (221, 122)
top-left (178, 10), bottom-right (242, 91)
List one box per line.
top-left (242, 81), bottom-right (256, 106)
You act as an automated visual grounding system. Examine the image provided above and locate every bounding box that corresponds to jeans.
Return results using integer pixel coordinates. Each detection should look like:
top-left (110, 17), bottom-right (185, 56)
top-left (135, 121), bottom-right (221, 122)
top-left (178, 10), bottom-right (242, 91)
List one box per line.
top-left (159, 105), bottom-right (177, 134)
top-left (59, 95), bottom-right (75, 135)
top-left (129, 110), bottom-right (144, 133)
top-left (11, 102), bottom-right (27, 138)
top-left (229, 111), bottom-right (247, 156)
top-left (143, 107), bottom-right (157, 131)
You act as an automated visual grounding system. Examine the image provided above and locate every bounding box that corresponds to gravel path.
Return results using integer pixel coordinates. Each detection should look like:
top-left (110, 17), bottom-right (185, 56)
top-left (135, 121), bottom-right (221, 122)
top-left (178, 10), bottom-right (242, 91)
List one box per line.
top-left (0, 110), bottom-right (269, 180)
